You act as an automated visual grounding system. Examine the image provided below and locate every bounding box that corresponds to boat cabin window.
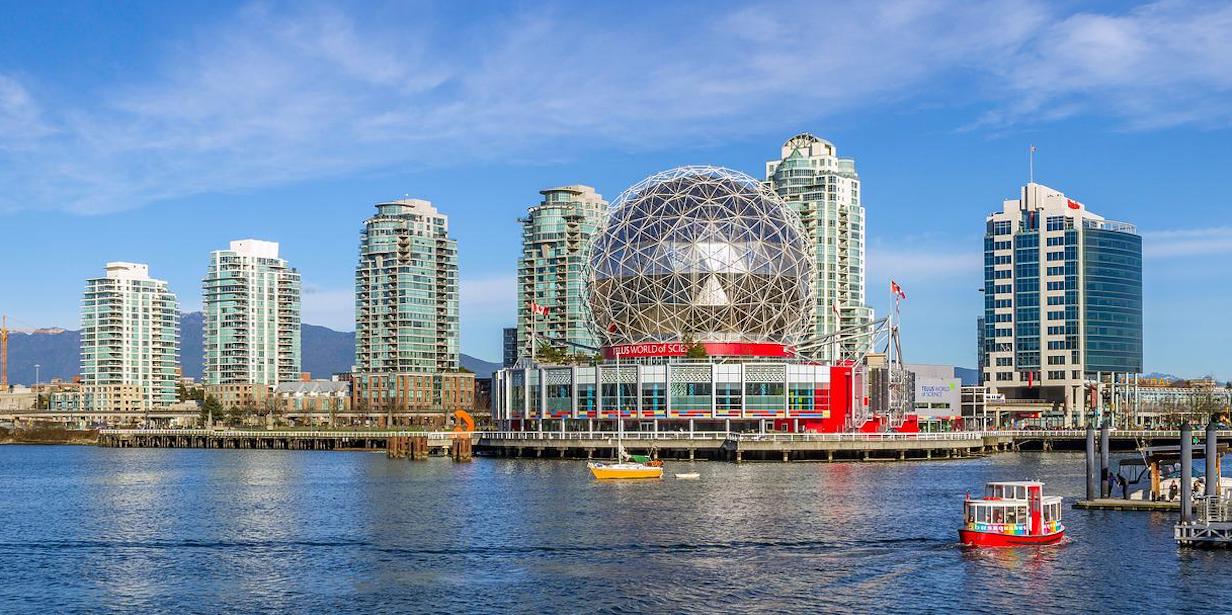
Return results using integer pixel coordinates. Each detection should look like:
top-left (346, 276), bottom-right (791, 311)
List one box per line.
top-left (992, 507), bottom-right (1004, 523)
top-left (1015, 486), bottom-right (1027, 499)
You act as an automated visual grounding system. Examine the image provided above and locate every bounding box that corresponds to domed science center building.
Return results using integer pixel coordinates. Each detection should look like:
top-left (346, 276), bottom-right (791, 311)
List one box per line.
top-left (493, 166), bottom-right (866, 433)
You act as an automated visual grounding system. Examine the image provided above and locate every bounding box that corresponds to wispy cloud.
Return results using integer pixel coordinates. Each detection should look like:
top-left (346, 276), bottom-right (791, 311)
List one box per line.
top-left (1143, 226), bottom-right (1232, 258)
top-left (0, 1), bottom-right (1229, 215)
top-left (972, 0), bottom-right (1232, 130)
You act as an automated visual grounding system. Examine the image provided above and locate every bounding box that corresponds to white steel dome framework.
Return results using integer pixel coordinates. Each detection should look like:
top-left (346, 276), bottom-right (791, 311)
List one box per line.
top-left (586, 166), bottom-right (815, 350)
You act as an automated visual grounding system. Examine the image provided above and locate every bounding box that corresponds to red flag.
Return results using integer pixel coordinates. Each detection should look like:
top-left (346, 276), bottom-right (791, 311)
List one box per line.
top-left (1027, 371), bottom-right (1033, 388)
top-left (607, 322), bottom-right (619, 333)
top-left (1066, 199), bottom-right (1081, 210)
top-left (528, 301), bottom-right (548, 316)
top-left (890, 280), bottom-right (907, 300)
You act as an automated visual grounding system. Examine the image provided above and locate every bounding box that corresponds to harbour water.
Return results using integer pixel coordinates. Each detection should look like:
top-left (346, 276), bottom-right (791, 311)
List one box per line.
top-left (1, 445), bottom-right (1229, 613)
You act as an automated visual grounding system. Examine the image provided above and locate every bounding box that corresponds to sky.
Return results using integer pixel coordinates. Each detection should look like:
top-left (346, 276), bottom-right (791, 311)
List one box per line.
top-left (0, 0), bottom-right (1230, 377)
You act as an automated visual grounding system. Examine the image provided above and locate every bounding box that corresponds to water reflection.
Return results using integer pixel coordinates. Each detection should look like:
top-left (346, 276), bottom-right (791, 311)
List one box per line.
top-left (1, 446), bottom-right (1232, 612)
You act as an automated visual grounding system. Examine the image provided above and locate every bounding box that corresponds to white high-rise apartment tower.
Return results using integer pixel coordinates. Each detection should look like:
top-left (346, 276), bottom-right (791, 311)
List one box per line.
top-left (202, 239), bottom-right (302, 385)
top-left (766, 133), bottom-right (873, 361)
top-left (80, 262), bottom-right (180, 413)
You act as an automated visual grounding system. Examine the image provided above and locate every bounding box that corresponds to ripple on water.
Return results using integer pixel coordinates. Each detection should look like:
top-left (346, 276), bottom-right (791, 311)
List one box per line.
top-left (0, 446), bottom-right (1230, 612)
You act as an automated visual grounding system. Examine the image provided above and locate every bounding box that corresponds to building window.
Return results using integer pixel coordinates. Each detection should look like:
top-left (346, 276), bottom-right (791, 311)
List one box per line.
top-left (995, 372), bottom-right (1014, 382)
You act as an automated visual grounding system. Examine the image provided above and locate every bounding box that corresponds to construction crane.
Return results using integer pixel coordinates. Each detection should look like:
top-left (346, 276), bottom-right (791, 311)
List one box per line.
top-left (1, 315), bottom-right (8, 390)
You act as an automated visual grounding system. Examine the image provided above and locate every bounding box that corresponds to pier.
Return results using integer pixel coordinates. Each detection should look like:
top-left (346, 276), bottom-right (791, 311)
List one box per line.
top-left (97, 428), bottom-right (469, 452)
top-left (95, 428), bottom-right (1232, 463)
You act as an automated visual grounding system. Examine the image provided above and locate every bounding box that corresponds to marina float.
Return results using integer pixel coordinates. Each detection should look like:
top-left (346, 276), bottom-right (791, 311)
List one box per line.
top-left (960, 481), bottom-right (1065, 547)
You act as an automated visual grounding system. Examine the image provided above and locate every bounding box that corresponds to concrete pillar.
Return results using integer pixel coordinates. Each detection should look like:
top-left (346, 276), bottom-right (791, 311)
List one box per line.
top-left (782, 450), bottom-right (789, 463)
top-left (827, 451), bottom-right (833, 462)
top-left (688, 448), bottom-right (695, 461)
top-left (898, 450), bottom-right (906, 461)
top-left (735, 450), bottom-right (742, 463)
top-left (1085, 425), bottom-right (1097, 501)
top-left (1181, 423), bottom-right (1193, 522)
top-left (1205, 421), bottom-right (1219, 497)
top-left (1100, 422), bottom-right (1111, 498)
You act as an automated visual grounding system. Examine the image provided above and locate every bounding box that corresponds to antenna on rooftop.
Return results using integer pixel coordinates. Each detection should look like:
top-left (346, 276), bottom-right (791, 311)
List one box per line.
top-left (1029, 145), bottom-right (1037, 184)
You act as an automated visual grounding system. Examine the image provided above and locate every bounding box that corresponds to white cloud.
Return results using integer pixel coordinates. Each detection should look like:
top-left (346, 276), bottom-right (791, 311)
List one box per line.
top-left (975, 0), bottom-right (1232, 129)
top-left (1143, 226), bottom-right (1232, 258)
top-left (0, 1), bottom-right (1229, 215)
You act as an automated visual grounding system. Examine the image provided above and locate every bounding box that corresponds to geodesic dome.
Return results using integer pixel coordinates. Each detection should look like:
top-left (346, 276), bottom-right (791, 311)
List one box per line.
top-left (586, 165), bottom-right (815, 347)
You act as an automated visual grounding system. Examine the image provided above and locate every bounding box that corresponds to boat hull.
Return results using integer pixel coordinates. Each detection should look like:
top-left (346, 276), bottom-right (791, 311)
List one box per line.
top-left (588, 463), bottom-right (664, 480)
top-left (959, 528), bottom-right (1065, 547)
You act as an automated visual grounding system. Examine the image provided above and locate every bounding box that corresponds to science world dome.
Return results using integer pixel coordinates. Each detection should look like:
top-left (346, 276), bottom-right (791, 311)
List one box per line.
top-left (586, 166), bottom-right (815, 355)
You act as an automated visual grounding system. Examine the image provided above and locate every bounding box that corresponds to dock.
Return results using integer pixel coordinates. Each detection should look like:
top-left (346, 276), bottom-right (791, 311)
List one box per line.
top-left (1073, 499), bottom-right (1179, 512)
top-left (96, 428), bottom-right (1019, 461)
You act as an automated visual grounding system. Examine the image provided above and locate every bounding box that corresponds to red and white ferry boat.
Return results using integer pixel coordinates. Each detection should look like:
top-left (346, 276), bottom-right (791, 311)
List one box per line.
top-left (960, 481), bottom-right (1065, 547)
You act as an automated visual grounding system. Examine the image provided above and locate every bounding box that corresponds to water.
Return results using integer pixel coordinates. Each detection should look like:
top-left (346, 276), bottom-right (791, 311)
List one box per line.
top-left (1, 446), bottom-right (1229, 613)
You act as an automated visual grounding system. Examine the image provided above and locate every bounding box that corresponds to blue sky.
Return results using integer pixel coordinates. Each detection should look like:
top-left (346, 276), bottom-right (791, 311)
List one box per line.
top-left (0, 0), bottom-right (1229, 377)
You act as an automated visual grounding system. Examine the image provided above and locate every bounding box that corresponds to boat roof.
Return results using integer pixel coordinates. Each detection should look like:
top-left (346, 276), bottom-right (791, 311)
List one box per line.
top-left (986, 480), bottom-right (1043, 487)
top-left (968, 495), bottom-right (1062, 505)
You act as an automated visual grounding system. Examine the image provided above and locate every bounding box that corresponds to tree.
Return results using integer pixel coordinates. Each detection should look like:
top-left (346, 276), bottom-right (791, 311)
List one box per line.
top-left (225, 402), bottom-right (250, 427)
top-left (201, 395), bottom-right (222, 427)
top-left (534, 341), bottom-right (567, 364)
top-left (682, 334), bottom-right (708, 359)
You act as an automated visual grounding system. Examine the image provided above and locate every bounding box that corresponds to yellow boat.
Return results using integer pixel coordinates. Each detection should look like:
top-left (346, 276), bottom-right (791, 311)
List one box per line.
top-left (588, 462), bottom-right (664, 480)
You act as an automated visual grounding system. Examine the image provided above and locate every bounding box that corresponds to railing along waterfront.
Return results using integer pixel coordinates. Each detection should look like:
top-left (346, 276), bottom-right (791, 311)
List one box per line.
top-left (479, 431), bottom-right (731, 441)
top-left (1195, 496), bottom-right (1232, 523)
top-left (99, 428), bottom-right (1228, 441)
top-left (98, 428), bottom-right (463, 439)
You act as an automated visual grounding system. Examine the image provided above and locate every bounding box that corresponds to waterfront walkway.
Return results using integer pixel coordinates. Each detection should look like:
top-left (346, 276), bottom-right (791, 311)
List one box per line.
top-left (96, 428), bottom-right (1212, 461)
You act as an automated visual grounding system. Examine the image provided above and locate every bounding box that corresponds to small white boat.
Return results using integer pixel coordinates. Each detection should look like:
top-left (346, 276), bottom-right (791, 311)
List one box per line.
top-left (675, 472), bottom-right (700, 480)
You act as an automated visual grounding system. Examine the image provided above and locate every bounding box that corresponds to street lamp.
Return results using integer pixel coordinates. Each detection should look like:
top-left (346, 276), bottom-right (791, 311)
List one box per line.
top-left (34, 363), bottom-right (40, 385)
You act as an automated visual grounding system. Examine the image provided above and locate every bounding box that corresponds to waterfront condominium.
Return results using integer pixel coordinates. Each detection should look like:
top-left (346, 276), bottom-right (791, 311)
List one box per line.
top-left (354, 199), bottom-right (467, 416)
top-left (981, 182), bottom-right (1143, 426)
top-left (80, 262), bottom-right (180, 414)
top-left (765, 133), bottom-right (874, 361)
top-left (516, 185), bottom-right (608, 360)
top-left (202, 239), bottom-right (301, 386)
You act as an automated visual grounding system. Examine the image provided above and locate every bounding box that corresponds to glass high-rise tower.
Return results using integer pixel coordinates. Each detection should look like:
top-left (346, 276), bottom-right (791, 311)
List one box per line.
top-left (202, 239), bottom-right (301, 385)
top-left (765, 133), bottom-right (873, 360)
top-left (516, 185), bottom-right (608, 360)
top-left (355, 199), bottom-right (459, 374)
top-left (80, 262), bottom-right (179, 412)
top-left (982, 182), bottom-right (1142, 426)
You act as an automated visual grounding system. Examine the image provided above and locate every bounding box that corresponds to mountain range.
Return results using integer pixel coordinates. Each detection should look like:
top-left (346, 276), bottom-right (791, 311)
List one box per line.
top-left (2, 312), bottom-right (503, 384)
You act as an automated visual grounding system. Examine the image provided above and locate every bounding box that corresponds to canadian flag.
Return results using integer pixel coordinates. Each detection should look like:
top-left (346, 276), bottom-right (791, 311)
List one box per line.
top-left (1066, 199), bottom-right (1081, 210)
top-left (528, 301), bottom-right (548, 316)
top-left (890, 280), bottom-right (907, 300)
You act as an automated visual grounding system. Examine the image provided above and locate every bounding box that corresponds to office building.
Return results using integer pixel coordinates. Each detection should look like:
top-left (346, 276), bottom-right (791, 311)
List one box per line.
top-left (765, 133), bottom-right (874, 360)
top-left (516, 185), bottom-right (608, 359)
top-left (981, 182), bottom-right (1142, 426)
top-left (502, 326), bottom-right (518, 367)
top-left (80, 262), bottom-right (179, 413)
top-left (202, 239), bottom-right (301, 385)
